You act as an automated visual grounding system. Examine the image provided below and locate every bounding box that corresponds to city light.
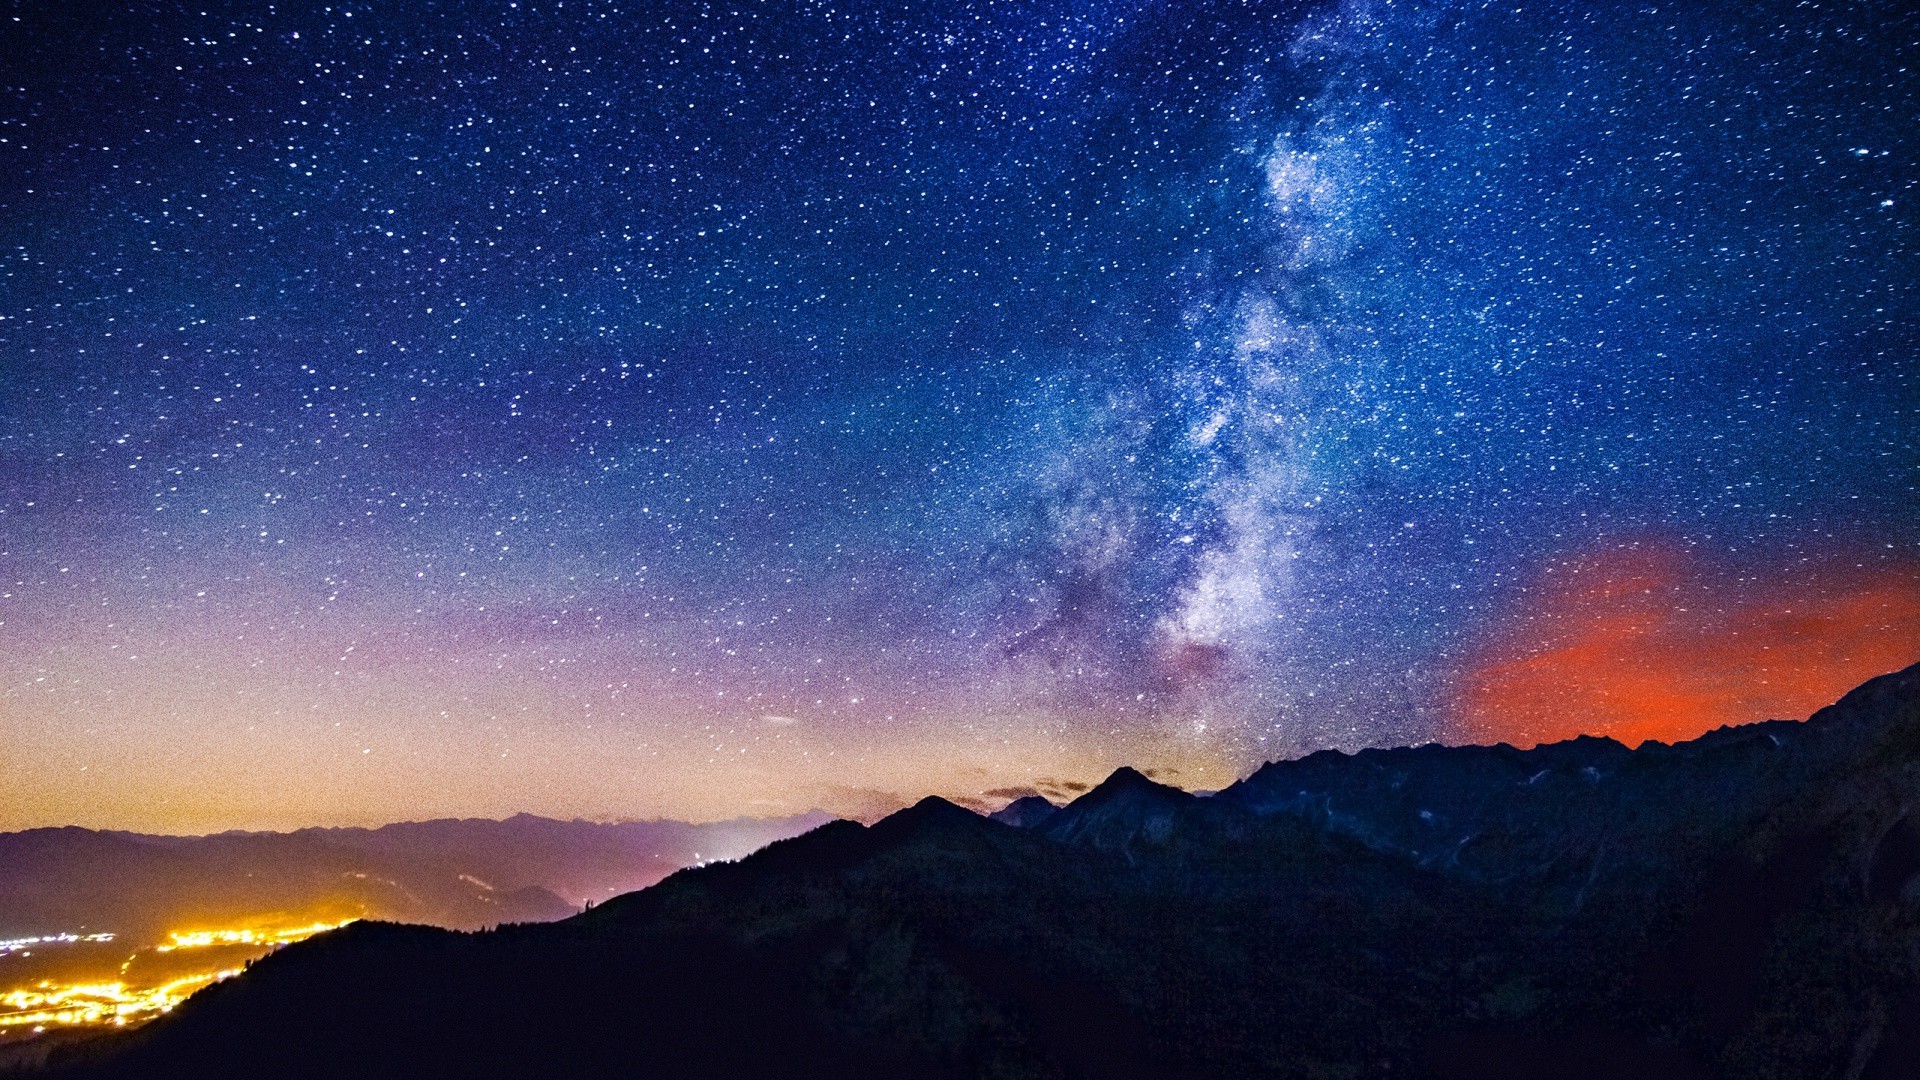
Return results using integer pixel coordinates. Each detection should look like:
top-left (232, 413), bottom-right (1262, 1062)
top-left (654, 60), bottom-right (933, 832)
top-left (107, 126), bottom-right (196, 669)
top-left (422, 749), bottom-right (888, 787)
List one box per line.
top-left (0, 933), bottom-right (116, 957)
top-left (156, 921), bottom-right (354, 953)
top-left (0, 920), bottom-right (354, 1038)
top-left (0, 972), bottom-right (242, 1031)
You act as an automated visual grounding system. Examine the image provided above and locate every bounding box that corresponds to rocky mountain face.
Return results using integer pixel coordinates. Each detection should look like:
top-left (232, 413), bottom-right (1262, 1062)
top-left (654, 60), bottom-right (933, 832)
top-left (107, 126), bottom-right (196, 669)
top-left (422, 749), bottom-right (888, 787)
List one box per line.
top-left (46, 664), bottom-right (1920, 1080)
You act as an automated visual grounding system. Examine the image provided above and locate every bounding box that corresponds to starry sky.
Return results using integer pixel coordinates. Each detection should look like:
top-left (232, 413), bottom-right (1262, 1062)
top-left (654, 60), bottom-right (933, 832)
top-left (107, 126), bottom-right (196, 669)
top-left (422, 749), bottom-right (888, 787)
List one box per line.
top-left (2, 0), bottom-right (1916, 832)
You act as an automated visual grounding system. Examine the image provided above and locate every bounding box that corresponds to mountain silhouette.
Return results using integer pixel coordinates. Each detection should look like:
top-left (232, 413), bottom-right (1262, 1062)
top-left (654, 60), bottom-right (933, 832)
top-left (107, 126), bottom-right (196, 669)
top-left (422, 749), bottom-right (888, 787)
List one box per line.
top-left (40, 663), bottom-right (1920, 1079)
top-left (0, 812), bottom-right (832, 942)
top-left (987, 795), bottom-right (1059, 829)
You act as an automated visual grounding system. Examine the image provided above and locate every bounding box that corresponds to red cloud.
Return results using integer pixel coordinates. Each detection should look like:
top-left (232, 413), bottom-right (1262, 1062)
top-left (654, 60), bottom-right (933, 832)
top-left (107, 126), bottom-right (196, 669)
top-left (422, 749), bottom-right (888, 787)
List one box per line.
top-left (1454, 546), bottom-right (1920, 748)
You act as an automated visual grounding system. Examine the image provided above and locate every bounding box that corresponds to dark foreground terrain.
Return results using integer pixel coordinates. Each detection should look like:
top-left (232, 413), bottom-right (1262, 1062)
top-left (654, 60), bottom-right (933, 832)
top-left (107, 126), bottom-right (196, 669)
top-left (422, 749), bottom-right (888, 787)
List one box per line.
top-left (37, 664), bottom-right (1920, 1079)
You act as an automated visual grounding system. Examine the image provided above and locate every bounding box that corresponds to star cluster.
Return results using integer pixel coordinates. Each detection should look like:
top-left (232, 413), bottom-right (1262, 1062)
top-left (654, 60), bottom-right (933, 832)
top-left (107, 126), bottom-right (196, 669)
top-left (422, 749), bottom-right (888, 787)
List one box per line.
top-left (2, 0), bottom-right (1915, 830)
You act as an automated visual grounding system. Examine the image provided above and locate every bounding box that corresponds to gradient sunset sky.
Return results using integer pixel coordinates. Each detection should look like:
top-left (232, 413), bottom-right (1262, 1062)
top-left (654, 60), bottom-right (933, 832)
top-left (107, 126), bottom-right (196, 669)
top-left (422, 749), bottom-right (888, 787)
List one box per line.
top-left (2, 0), bottom-right (1915, 832)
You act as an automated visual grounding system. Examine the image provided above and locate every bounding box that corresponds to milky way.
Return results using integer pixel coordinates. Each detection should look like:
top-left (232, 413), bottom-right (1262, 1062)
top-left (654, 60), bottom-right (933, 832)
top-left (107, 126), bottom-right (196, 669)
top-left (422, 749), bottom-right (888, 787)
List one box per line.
top-left (2, 0), bottom-right (1915, 830)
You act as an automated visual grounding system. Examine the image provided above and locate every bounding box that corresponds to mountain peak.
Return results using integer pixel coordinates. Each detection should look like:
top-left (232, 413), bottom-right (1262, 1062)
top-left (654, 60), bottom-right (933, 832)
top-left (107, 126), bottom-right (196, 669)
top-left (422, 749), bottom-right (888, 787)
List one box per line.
top-left (1075, 764), bottom-right (1190, 807)
top-left (988, 795), bottom-right (1058, 829)
top-left (869, 796), bottom-right (982, 836)
top-left (1040, 766), bottom-right (1196, 850)
top-left (1083, 765), bottom-right (1190, 802)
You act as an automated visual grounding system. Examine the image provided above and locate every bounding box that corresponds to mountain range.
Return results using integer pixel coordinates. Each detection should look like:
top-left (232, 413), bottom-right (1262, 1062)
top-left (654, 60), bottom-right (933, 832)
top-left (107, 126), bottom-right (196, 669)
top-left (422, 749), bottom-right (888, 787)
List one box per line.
top-left (36, 662), bottom-right (1920, 1079)
top-left (0, 812), bottom-right (832, 942)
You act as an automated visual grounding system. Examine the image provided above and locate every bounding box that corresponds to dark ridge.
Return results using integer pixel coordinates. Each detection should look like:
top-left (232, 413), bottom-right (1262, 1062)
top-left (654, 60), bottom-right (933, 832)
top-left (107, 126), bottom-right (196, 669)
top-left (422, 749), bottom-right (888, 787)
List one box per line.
top-left (1037, 765), bottom-right (1196, 851)
top-left (872, 795), bottom-right (985, 833)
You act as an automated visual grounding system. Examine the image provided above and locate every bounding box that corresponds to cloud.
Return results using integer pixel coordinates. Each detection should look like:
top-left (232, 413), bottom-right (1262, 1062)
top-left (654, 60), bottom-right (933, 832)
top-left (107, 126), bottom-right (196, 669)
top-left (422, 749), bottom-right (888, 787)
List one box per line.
top-left (1453, 545), bottom-right (1920, 748)
top-left (981, 786), bottom-right (1046, 801)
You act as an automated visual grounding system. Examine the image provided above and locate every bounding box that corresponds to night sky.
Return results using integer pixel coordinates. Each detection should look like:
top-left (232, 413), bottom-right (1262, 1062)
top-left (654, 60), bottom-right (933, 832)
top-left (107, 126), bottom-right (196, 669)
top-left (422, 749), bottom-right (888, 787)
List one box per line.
top-left (3, 0), bottom-right (1916, 832)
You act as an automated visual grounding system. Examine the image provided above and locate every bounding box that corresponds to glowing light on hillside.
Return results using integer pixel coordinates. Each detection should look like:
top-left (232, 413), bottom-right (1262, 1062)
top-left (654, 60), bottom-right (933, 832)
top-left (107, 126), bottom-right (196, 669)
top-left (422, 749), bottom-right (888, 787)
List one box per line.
top-left (0, 972), bottom-right (243, 1031)
top-left (0, 920), bottom-right (355, 1039)
top-left (156, 921), bottom-right (353, 953)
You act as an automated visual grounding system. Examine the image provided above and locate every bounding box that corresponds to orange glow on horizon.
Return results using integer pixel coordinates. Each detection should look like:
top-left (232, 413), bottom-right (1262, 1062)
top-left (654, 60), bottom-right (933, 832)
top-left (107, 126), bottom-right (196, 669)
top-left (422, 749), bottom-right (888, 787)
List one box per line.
top-left (1454, 546), bottom-right (1920, 748)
